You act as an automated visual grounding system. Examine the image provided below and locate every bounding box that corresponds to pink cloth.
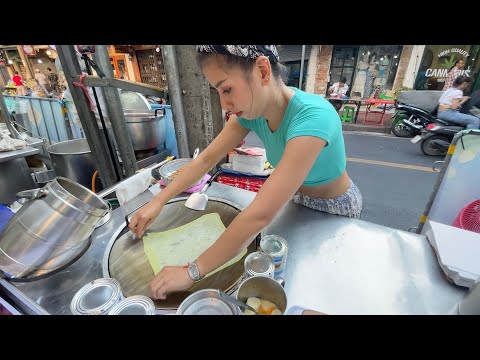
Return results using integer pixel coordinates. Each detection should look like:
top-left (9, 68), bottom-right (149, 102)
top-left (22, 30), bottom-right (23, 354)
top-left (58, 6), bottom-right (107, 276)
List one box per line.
top-left (158, 174), bottom-right (211, 193)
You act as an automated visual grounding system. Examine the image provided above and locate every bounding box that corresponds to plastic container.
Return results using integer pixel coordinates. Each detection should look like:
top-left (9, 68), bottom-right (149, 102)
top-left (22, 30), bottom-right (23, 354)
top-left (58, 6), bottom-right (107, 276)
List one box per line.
top-left (0, 205), bottom-right (14, 234)
top-left (452, 199), bottom-right (480, 233)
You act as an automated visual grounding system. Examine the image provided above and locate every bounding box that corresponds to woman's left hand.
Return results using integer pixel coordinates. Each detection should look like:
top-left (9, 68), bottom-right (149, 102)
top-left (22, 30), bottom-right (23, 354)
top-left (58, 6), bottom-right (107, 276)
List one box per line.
top-left (149, 265), bottom-right (195, 300)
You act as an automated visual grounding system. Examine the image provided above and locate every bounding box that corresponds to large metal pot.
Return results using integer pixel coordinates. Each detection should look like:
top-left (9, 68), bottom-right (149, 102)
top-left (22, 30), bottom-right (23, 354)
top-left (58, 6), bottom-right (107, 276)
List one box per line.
top-left (0, 177), bottom-right (110, 280)
top-left (124, 109), bottom-right (166, 151)
top-left (47, 139), bottom-right (95, 189)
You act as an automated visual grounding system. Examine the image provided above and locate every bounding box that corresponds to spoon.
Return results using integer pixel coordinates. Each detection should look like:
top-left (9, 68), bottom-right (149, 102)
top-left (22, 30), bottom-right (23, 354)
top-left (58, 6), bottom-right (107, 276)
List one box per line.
top-left (217, 289), bottom-right (257, 314)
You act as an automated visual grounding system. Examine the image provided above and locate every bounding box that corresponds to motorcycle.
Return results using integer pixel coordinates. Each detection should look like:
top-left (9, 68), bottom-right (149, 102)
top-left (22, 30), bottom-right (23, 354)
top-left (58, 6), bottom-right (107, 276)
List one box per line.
top-left (390, 102), bottom-right (437, 137)
top-left (410, 119), bottom-right (465, 156)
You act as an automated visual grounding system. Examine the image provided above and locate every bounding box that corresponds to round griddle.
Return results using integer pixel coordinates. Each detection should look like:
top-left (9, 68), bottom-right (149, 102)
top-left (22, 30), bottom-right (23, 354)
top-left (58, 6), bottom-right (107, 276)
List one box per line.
top-left (104, 198), bottom-right (257, 310)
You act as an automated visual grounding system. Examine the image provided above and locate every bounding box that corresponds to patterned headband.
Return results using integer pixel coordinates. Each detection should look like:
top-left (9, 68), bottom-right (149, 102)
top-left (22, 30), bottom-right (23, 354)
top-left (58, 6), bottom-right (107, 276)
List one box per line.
top-left (196, 45), bottom-right (279, 64)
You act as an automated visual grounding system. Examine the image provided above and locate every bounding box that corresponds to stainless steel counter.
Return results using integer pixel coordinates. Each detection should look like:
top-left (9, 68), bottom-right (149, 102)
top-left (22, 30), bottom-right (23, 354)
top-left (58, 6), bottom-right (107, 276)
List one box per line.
top-left (265, 203), bottom-right (466, 315)
top-left (0, 182), bottom-right (466, 315)
top-left (0, 146), bottom-right (39, 163)
top-left (0, 182), bottom-right (256, 315)
top-left (0, 146), bottom-right (39, 205)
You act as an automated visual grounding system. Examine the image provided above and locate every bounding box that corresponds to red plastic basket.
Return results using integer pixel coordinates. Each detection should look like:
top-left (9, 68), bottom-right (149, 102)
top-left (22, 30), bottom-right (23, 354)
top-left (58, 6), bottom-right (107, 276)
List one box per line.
top-left (452, 199), bottom-right (480, 233)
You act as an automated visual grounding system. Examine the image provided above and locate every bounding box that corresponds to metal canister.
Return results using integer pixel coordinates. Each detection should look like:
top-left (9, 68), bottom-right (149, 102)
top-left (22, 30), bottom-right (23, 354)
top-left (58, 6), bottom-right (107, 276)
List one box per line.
top-left (176, 289), bottom-right (240, 315)
top-left (244, 251), bottom-right (275, 278)
top-left (107, 295), bottom-right (156, 315)
top-left (70, 278), bottom-right (123, 315)
top-left (260, 235), bottom-right (288, 279)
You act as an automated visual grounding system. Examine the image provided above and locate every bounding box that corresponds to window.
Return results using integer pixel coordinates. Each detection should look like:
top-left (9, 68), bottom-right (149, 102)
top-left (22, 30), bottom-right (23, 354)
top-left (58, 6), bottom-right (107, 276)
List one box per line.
top-left (349, 45), bottom-right (402, 98)
top-left (415, 45), bottom-right (477, 91)
top-left (328, 46), bottom-right (359, 96)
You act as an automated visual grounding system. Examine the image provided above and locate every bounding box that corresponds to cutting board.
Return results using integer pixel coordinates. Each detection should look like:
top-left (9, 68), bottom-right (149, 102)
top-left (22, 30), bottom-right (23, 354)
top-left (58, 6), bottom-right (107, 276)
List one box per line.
top-left (107, 199), bottom-right (257, 310)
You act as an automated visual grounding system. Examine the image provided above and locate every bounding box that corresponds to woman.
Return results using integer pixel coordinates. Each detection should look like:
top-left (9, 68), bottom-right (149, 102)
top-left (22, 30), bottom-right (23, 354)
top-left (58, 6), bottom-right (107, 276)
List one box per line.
top-left (129, 45), bottom-right (363, 300)
top-left (442, 59), bottom-right (464, 91)
top-left (12, 71), bottom-right (25, 96)
top-left (437, 75), bottom-right (479, 129)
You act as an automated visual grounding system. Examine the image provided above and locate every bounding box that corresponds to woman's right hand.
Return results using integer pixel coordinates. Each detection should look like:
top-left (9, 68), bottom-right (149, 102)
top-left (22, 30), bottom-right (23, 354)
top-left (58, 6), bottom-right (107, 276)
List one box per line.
top-left (128, 199), bottom-right (164, 238)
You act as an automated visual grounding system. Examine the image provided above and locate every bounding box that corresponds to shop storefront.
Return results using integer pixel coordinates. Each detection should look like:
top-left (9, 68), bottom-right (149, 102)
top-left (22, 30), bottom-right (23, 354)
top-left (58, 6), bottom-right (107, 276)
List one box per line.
top-left (27, 46), bottom-right (58, 78)
top-left (110, 45), bottom-right (167, 89)
top-left (328, 45), bottom-right (403, 98)
top-left (414, 45), bottom-right (480, 92)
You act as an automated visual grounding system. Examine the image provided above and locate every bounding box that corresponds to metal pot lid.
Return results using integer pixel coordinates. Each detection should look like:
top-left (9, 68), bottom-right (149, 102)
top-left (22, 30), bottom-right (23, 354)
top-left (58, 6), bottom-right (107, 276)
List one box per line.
top-left (120, 91), bottom-right (151, 112)
top-left (107, 295), bottom-right (156, 315)
top-left (244, 252), bottom-right (275, 276)
top-left (177, 289), bottom-right (239, 315)
top-left (46, 138), bottom-right (91, 155)
top-left (70, 278), bottom-right (123, 315)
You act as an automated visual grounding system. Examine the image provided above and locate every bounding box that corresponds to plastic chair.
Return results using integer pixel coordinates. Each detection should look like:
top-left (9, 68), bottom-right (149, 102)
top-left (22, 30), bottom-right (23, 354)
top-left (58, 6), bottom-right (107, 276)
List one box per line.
top-left (341, 106), bottom-right (355, 123)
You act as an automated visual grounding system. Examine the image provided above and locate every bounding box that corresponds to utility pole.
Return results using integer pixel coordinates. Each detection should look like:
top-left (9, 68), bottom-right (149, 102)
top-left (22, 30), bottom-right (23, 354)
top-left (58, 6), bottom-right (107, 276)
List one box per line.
top-left (173, 45), bottom-right (223, 156)
top-left (299, 45), bottom-right (306, 90)
top-left (161, 45), bottom-right (190, 158)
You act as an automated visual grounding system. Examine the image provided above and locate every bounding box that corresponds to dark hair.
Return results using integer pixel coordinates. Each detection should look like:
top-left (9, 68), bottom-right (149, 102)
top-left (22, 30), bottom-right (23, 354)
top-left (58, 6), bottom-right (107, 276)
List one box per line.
top-left (449, 58), bottom-right (464, 72)
top-left (453, 75), bottom-right (471, 87)
top-left (14, 71), bottom-right (19, 75)
top-left (196, 52), bottom-right (289, 84)
top-left (47, 67), bottom-right (52, 71)
top-left (341, 77), bottom-right (347, 83)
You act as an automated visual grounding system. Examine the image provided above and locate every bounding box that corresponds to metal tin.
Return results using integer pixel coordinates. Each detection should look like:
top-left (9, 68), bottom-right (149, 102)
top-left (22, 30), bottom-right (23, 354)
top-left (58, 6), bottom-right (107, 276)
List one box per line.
top-left (176, 289), bottom-right (240, 315)
top-left (244, 251), bottom-right (275, 278)
top-left (70, 278), bottom-right (123, 315)
top-left (107, 295), bottom-right (156, 315)
top-left (260, 235), bottom-right (289, 279)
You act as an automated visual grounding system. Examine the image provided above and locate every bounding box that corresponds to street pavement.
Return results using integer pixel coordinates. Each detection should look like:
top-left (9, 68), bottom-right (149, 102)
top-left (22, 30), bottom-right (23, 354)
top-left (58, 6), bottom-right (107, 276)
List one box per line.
top-left (244, 130), bottom-right (443, 231)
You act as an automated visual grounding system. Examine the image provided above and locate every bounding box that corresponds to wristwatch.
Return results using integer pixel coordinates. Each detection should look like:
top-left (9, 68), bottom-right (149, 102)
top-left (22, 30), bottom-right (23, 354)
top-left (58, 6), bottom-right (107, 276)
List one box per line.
top-left (187, 260), bottom-right (204, 282)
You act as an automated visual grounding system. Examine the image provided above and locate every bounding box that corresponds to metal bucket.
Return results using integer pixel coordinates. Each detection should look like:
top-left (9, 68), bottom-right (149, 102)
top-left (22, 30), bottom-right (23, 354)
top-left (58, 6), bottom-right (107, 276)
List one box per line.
top-left (71, 278), bottom-right (123, 315)
top-left (176, 289), bottom-right (241, 315)
top-left (47, 139), bottom-right (95, 189)
top-left (0, 177), bottom-right (110, 280)
top-left (107, 295), bottom-right (156, 315)
top-left (124, 111), bottom-right (166, 151)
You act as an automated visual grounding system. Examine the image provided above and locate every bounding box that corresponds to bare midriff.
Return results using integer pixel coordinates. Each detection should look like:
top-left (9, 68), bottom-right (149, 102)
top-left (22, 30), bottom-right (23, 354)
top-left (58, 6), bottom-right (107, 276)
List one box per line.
top-left (298, 170), bottom-right (351, 199)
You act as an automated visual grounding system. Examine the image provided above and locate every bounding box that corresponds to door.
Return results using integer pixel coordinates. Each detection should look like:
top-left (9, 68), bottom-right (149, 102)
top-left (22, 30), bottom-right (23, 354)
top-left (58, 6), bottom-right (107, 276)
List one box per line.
top-left (328, 46), bottom-right (359, 96)
top-left (110, 55), bottom-right (129, 80)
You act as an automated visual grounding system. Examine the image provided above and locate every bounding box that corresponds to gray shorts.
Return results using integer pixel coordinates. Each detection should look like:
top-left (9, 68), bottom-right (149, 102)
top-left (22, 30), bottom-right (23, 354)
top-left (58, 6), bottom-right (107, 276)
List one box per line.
top-left (293, 180), bottom-right (363, 218)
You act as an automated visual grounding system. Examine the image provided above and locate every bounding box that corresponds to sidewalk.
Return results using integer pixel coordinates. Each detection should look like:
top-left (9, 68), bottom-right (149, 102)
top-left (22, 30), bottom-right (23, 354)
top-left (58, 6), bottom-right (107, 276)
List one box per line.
top-left (342, 111), bottom-right (394, 134)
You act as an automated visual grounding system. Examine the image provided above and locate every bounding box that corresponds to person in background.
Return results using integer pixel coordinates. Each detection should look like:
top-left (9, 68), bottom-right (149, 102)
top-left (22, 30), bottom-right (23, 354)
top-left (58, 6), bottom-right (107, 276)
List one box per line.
top-left (34, 69), bottom-right (48, 95)
top-left (442, 59), bottom-right (464, 91)
top-left (12, 71), bottom-right (25, 96)
top-left (460, 87), bottom-right (480, 118)
top-left (328, 77), bottom-right (349, 112)
top-left (47, 67), bottom-right (60, 94)
top-left (437, 75), bottom-right (479, 129)
top-left (329, 77), bottom-right (349, 98)
top-left (129, 45), bottom-right (362, 300)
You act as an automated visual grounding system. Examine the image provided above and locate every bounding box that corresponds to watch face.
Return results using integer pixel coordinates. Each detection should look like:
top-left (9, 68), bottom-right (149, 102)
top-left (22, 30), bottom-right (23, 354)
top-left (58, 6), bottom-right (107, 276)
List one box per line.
top-left (188, 263), bottom-right (198, 280)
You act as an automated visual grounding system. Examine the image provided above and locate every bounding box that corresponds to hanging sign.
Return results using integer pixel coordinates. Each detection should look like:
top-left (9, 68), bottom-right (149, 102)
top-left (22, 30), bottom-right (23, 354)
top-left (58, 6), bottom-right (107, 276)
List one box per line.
top-left (22, 45), bottom-right (37, 56)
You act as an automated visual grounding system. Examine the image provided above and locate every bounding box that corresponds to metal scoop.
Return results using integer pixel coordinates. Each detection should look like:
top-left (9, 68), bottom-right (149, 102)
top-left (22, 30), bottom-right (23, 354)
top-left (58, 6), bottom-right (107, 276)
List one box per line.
top-left (184, 170), bottom-right (220, 211)
top-left (217, 289), bottom-right (257, 314)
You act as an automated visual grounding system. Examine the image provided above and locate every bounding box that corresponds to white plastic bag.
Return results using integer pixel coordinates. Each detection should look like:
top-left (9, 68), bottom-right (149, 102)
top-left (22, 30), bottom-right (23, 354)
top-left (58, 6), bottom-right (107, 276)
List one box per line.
top-left (0, 133), bottom-right (27, 152)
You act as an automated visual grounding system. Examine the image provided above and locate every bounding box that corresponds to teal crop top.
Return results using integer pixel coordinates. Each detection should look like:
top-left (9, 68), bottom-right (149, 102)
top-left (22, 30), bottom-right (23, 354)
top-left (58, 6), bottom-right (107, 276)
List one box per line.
top-left (236, 87), bottom-right (346, 186)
